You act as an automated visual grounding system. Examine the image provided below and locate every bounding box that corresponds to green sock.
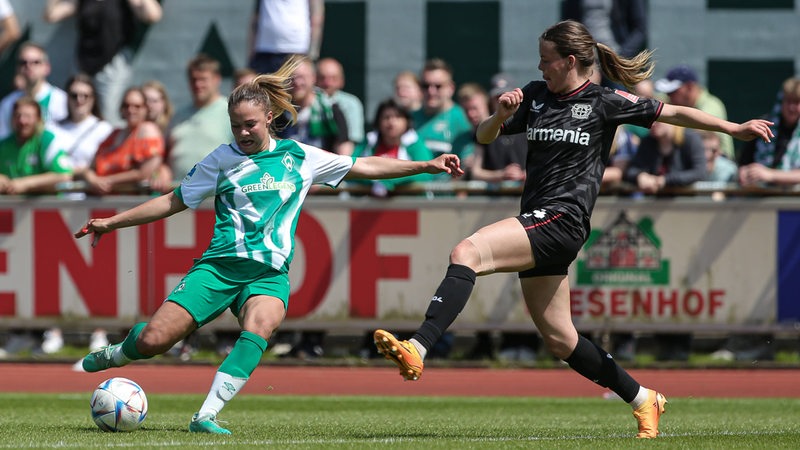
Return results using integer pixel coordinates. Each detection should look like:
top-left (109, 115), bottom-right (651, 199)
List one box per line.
top-left (197, 332), bottom-right (268, 416)
top-left (120, 322), bottom-right (151, 361)
top-left (218, 331), bottom-right (268, 378)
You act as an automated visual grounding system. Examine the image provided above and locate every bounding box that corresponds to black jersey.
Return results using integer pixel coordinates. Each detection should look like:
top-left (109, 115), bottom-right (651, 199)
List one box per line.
top-left (502, 80), bottom-right (662, 233)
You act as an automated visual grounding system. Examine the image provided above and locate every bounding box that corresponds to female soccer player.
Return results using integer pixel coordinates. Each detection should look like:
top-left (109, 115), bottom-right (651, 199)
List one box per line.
top-left (75, 55), bottom-right (462, 435)
top-left (374, 20), bottom-right (773, 438)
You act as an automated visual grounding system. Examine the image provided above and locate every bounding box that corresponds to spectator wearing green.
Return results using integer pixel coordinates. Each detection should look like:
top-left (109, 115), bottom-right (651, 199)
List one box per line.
top-left (276, 57), bottom-right (352, 156)
top-left (412, 58), bottom-right (473, 175)
top-left (316, 57), bottom-right (365, 145)
top-left (351, 98), bottom-right (434, 196)
top-left (0, 96), bottom-right (71, 194)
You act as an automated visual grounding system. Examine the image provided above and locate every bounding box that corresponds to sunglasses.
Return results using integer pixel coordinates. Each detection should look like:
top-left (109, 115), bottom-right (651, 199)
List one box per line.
top-left (421, 82), bottom-right (446, 90)
top-left (18, 59), bottom-right (43, 67)
top-left (69, 92), bottom-right (93, 100)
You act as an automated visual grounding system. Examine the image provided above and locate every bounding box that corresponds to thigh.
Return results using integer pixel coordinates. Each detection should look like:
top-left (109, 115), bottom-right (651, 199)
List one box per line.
top-left (238, 295), bottom-right (287, 341)
top-left (521, 275), bottom-right (578, 357)
top-left (459, 217), bottom-right (534, 274)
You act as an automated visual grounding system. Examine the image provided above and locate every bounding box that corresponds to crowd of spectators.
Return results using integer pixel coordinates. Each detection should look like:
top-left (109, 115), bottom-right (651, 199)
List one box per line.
top-left (1, 0), bottom-right (797, 363)
top-left (0, 4), bottom-right (795, 200)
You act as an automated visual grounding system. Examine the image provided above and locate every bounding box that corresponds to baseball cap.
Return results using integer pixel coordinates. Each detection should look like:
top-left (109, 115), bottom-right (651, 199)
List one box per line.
top-left (489, 73), bottom-right (515, 97)
top-left (654, 65), bottom-right (698, 94)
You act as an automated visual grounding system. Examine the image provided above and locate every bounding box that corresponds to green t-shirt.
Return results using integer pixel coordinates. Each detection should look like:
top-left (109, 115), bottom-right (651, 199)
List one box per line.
top-left (412, 104), bottom-right (474, 158)
top-left (175, 138), bottom-right (355, 273)
top-left (168, 96), bottom-right (234, 182)
top-left (412, 104), bottom-right (473, 180)
top-left (0, 129), bottom-right (71, 178)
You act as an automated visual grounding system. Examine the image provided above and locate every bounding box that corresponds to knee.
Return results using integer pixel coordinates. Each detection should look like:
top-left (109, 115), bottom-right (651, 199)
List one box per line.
top-left (242, 317), bottom-right (281, 341)
top-left (246, 326), bottom-right (275, 343)
top-left (136, 326), bottom-right (176, 356)
top-left (540, 333), bottom-right (574, 360)
top-left (449, 240), bottom-right (480, 268)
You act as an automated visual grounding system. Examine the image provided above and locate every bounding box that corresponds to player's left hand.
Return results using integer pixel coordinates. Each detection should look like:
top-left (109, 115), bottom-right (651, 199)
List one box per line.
top-left (732, 119), bottom-right (774, 142)
top-left (428, 153), bottom-right (464, 178)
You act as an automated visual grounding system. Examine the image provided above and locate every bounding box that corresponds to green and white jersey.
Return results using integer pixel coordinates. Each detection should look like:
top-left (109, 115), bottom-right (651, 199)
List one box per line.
top-left (175, 138), bottom-right (355, 273)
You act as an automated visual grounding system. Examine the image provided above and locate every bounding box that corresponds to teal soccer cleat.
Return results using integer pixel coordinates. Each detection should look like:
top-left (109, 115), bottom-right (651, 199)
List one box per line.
top-left (81, 344), bottom-right (121, 372)
top-left (189, 413), bottom-right (232, 435)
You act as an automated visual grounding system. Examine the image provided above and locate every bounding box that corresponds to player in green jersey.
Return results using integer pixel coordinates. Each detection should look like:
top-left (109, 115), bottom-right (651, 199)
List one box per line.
top-left (74, 55), bottom-right (462, 435)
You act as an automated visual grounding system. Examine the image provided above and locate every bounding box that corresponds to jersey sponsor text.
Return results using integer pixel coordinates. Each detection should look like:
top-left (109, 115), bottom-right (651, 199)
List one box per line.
top-left (240, 173), bottom-right (296, 194)
top-left (526, 126), bottom-right (590, 146)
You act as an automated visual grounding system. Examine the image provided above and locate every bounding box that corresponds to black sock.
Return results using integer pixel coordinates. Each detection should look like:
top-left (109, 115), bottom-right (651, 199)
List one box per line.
top-left (412, 264), bottom-right (476, 350)
top-left (564, 335), bottom-right (640, 402)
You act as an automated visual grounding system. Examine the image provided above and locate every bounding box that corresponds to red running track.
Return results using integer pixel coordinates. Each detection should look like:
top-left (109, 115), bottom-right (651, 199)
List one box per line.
top-left (2, 363), bottom-right (800, 398)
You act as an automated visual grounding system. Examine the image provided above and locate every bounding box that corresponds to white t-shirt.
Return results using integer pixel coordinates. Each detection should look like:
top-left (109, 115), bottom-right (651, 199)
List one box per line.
top-left (253, 0), bottom-right (311, 54)
top-left (0, 83), bottom-right (69, 139)
top-left (51, 115), bottom-right (114, 169)
top-left (0, 0), bottom-right (13, 20)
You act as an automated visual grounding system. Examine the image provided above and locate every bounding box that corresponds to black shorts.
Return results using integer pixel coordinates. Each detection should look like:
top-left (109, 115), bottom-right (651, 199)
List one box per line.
top-left (516, 207), bottom-right (586, 278)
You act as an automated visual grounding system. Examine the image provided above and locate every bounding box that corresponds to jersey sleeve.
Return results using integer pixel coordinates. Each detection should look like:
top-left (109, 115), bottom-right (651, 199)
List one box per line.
top-left (296, 141), bottom-right (355, 187)
top-left (175, 145), bottom-right (226, 209)
top-left (603, 89), bottom-right (663, 129)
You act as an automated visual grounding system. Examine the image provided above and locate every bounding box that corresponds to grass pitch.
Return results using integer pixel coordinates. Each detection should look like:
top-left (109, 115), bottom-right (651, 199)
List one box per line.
top-left (1, 393), bottom-right (799, 449)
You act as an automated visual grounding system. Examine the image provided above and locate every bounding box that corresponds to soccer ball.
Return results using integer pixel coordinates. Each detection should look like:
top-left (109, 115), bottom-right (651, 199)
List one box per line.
top-left (90, 377), bottom-right (148, 432)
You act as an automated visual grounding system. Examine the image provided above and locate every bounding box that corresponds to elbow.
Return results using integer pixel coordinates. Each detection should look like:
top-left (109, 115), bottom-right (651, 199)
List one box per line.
top-left (475, 132), bottom-right (496, 145)
top-left (139, 1), bottom-right (164, 23)
top-left (42, 11), bottom-right (63, 24)
top-left (146, 11), bottom-right (163, 23)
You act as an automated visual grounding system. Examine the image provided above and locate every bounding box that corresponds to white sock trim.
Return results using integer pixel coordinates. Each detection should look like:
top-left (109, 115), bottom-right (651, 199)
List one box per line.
top-left (409, 338), bottom-right (427, 360)
top-left (199, 372), bottom-right (248, 417)
top-left (111, 344), bottom-right (131, 366)
top-left (630, 386), bottom-right (650, 409)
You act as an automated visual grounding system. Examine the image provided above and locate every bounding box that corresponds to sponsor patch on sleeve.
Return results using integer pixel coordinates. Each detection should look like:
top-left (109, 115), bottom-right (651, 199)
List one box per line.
top-left (182, 165), bottom-right (197, 182)
top-left (614, 89), bottom-right (640, 103)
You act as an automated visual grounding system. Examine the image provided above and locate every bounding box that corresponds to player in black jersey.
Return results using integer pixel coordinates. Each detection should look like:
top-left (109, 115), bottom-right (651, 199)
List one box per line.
top-left (374, 20), bottom-right (774, 438)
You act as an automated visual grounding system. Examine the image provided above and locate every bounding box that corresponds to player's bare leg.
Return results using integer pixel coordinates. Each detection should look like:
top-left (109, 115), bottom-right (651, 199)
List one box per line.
top-left (523, 276), bottom-right (666, 437)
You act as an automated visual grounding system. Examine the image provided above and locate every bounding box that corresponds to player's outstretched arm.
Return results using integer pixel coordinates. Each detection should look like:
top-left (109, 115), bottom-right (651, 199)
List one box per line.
top-left (345, 153), bottom-right (464, 180)
top-left (658, 104), bottom-right (774, 142)
top-left (74, 191), bottom-right (188, 247)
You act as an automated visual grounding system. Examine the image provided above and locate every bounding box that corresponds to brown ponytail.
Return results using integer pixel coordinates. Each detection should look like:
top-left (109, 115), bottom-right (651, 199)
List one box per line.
top-left (540, 20), bottom-right (654, 92)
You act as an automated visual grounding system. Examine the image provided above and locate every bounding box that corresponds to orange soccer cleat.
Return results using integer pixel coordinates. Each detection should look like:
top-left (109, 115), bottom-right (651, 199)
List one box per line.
top-left (633, 389), bottom-right (667, 438)
top-left (373, 329), bottom-right (424, 381)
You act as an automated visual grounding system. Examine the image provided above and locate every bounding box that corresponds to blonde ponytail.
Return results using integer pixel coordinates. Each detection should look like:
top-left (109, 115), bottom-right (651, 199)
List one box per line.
top-left (228, 55), bottom-right (307, 134)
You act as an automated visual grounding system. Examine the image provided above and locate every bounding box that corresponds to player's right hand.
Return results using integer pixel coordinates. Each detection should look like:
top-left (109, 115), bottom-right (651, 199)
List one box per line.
top-left (495, 88), bottom-right (523, 119)
top-left (74, 218), bottom-right (113, 247)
